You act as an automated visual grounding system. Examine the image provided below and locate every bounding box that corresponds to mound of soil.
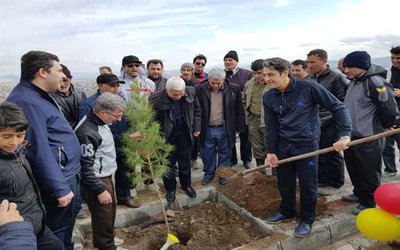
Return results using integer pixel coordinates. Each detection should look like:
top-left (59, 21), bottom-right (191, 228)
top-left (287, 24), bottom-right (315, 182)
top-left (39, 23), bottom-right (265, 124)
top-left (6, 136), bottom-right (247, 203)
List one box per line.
top-left (84, 201), bottom-right (278, 250)
top-left (217, 172), bottom-right (327, 218)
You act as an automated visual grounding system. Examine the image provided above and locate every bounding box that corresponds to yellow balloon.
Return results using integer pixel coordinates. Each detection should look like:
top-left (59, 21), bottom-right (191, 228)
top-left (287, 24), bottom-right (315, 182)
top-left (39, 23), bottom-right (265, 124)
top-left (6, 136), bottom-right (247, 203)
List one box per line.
top-left (356, 208), bottom-right (400, 241)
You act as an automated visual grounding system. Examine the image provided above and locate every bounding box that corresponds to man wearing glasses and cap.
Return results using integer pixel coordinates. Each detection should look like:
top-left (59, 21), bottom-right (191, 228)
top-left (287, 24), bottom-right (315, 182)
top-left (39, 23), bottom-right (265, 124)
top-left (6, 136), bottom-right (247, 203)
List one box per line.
top-left (120, 55), bottom-right (156, 99)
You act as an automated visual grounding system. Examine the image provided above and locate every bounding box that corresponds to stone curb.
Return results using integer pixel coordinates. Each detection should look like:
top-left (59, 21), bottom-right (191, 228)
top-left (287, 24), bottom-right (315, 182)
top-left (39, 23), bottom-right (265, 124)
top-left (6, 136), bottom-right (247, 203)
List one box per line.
top-left (73, 186), bottom-right (360, 250)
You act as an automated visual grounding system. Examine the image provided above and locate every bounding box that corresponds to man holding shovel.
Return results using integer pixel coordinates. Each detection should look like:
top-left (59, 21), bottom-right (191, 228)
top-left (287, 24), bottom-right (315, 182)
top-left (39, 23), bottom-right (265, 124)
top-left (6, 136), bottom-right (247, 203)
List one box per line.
top-left (262, 58), bottom-right (352, 237)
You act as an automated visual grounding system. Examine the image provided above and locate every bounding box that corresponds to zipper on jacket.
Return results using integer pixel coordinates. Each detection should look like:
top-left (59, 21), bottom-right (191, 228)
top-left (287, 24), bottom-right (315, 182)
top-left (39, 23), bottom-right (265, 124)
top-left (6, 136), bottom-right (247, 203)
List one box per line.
top-left (279, 93), bottom-right (286, 115)
top-left (58, 147), bottom-right (65, 169)
top-left (99, 157), bottom-right (103, 174)
top-left (9, 167), bottom-right (17, 194)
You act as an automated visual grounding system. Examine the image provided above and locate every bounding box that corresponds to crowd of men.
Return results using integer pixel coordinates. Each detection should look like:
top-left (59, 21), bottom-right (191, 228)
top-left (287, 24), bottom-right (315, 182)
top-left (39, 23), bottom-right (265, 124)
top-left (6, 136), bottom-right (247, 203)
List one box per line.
top-left (0, 46), bottom-right (399, 249)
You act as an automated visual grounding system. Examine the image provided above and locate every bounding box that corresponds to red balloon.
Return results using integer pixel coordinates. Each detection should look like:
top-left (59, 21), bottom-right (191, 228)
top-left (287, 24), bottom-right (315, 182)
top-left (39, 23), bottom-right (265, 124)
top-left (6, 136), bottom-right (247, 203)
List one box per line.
top-left (374, 184), bottom-right (400, 215)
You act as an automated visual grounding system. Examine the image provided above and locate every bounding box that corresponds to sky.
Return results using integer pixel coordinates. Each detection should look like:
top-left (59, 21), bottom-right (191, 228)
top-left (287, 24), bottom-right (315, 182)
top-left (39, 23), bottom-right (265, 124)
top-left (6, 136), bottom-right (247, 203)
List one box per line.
top-left (0, 0), bottom-right (399, 79)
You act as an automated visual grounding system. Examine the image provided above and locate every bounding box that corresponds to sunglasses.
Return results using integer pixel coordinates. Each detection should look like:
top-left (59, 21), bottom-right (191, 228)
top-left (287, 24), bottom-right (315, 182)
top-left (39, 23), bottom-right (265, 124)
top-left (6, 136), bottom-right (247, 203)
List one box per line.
top-left (126, 64), bottom-right (141, 68)
top-left (195, 62), bottom-right (206, 66)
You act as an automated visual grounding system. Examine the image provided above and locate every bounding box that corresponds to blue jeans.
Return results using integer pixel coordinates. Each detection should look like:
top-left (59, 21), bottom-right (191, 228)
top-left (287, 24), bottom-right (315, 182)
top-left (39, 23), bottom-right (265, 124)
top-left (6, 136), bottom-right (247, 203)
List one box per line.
top-left (200, 126), bottom-right (232, 179)
top-left (276, 141), bottom-right (318, 225)
top-left (41, 174), bottom-right (81, 250)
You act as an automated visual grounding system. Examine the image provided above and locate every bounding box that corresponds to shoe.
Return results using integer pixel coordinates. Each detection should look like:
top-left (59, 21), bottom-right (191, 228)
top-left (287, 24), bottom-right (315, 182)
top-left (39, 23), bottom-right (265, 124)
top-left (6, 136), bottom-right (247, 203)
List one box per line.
top-left (117, 199), bottom-right (141, 208)
top-left (183, 187), bottom-right (197, 198)
top-left (265, 212), bottom-right (295, 224)
top-left (318, 182), bottom-right (328, 188)
top-left (114, 237), bottom-right (124, 246)
top-left (352, 204), bottom-right (368, 215)
top-left (165, 191), bottom-right (176, 202)
top-left (341, 194), bottom-right (359, 203)
top-left (219, 177), bottom-right (229, 185)
top-left (384, 171), bottom-right (397, 178)
top-left (244, 162), bottom-right (253, 169)
top-left (318, 186), bottom-right (340, 196)
top-left (294, 222), bottom-right (312, 237)
top-left (201, 177), bottom-right (212, 186)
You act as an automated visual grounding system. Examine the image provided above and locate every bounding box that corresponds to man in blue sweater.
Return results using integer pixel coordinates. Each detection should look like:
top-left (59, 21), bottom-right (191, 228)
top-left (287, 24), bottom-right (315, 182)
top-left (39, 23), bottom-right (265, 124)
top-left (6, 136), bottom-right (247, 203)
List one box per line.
top-left (263, 57), bottom-right (352, 237)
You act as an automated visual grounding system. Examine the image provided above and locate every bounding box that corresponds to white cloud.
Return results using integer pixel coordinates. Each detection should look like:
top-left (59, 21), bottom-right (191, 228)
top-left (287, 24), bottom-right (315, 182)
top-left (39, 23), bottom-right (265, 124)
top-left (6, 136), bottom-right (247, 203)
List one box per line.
top-left (0, 0), bottom-right (398, 79)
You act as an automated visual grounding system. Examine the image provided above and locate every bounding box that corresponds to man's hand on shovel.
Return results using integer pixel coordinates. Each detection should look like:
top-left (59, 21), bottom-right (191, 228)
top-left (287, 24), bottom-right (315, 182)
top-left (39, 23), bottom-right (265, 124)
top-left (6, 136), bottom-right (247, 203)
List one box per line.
top-left (333, 136), bottom-right (350, 152)
top-left (266, 153), bottom-right (279, 168)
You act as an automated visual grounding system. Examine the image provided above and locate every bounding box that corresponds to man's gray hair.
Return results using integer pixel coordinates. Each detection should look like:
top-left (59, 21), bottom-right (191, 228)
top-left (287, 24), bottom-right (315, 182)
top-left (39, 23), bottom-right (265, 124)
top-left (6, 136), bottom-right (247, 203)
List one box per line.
top-left (166, 77), bottom-right (185, 90)
top-left (93, 93), bottom-right (126, 113)
top-left (208, 68), bottom-right (226, 80)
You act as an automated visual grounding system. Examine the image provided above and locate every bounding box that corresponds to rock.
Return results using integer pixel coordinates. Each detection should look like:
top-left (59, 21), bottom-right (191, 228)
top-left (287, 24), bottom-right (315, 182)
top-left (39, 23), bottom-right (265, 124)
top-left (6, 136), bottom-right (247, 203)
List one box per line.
top-left (165, 210), bottom-right (175, 218)
top-left (190, 219), bottom-right (196, 225)
top-left (243, 222), bottom-right (252, 228)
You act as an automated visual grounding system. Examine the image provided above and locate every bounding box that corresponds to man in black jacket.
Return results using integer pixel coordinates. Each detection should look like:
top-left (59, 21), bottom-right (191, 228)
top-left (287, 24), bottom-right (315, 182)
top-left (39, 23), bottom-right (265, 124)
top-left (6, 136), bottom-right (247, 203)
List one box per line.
top-left (149, 77), bottom-right (201, 202)
top-left (196, 68), bottom-right (245, 185)
top-left (306, 49), bottom-right (348, 195)
top-left (51, 64), bottom-right (87, 129)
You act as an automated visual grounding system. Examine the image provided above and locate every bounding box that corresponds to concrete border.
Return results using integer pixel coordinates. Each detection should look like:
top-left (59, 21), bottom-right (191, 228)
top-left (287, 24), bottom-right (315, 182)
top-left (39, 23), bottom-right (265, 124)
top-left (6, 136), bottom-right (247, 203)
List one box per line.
top-left (73, 186), bottom-right (360, 250)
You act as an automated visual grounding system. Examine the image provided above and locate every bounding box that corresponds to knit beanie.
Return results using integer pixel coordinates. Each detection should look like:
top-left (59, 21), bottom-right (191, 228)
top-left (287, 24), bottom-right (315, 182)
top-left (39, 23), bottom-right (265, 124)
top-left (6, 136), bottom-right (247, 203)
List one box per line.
top-left (343, 51), bottom-right (371, 70)
top-left (224, 50), bottom-right (239, 62)
top-left (181, 62), bottom-right (194, 71)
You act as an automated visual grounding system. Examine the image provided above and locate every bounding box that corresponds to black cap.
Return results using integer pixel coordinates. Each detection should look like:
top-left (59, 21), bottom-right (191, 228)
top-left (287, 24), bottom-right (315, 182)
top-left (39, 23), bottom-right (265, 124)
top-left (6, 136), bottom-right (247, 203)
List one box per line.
top-left (343, 51), bottom-right (371, 70)
top-left (224, 50), bottom-right (239, 62)
top-left (61, 64), bottom-right (72, 79)
top-left (96, 74), bottom-right (125, 85)
top-left (122, 55), bottom-right (142, 66)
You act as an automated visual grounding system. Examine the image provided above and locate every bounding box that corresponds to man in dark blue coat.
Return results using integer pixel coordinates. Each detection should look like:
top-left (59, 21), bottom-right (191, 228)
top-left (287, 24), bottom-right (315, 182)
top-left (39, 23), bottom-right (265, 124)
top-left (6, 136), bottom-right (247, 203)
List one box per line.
top-left (7, 50), bottom-right (81, 250)
top-left (263, 57), bottom-right (352, 238)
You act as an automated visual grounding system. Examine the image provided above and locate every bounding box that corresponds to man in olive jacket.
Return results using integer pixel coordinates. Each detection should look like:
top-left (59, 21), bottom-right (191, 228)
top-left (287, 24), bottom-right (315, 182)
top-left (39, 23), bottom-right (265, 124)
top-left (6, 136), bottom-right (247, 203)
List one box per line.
top-left (196, 68), bottom-right (245, 185)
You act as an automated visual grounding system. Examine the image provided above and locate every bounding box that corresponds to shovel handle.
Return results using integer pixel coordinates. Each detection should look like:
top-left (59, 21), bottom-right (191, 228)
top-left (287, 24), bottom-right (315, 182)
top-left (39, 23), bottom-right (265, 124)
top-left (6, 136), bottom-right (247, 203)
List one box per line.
top-left (242, 128), bottom-right (400, 175)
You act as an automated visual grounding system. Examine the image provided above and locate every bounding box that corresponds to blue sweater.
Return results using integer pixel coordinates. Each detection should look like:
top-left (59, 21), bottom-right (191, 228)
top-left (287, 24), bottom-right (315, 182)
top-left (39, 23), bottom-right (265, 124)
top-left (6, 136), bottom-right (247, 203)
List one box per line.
top-left (7, 80), bottom-right (81, 198)
top-left (263, 78), bottom-right (352, 153)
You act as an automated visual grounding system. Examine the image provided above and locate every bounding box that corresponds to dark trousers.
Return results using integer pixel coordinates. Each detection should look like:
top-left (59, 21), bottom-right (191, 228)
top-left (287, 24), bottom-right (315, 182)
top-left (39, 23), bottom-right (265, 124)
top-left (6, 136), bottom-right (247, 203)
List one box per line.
top-left (344, 139), bottom-right (383, 208)
top-left (277, 141), bottom-right (318, 225)
top-left (84, 176), bottom-right (117, 250)
top-left (114, 137), bottom-right (133, 202)
top-left (37, 226), bottom-right (64, 250)
top-left (382, 134), bottom-right (400, 173)
top-left (191, 137), bottom-right (200, 161)
top-left (41, 174), bottom-right (81, 250)
top-left (231, 125), bottom-right (252, 165)
top-left (200, 126), bottom-right (232, 179)
top-left (318, 123), bottom-right (345, 187)
top-left (164, 126), bottom-right (192, 191)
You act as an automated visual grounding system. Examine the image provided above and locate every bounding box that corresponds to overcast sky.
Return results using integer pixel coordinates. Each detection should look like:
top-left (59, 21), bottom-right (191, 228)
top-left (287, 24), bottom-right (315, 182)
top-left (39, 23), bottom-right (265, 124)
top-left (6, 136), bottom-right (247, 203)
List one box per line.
top-left (0, 0), bottom-right (398, 78)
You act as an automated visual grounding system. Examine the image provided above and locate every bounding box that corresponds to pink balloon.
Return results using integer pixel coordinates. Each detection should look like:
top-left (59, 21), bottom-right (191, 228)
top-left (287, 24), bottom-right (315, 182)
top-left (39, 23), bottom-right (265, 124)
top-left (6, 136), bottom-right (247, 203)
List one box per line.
top-left (374, 184), bottom-right (400, 215)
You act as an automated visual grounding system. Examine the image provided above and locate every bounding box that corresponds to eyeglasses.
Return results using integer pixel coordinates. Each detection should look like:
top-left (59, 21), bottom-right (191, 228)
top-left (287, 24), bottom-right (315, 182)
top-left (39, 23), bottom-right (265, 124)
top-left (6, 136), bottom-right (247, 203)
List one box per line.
top-left (195, 62), bottom-right (206, 66)
top-left (106, 111), bottom-right (123, 119)
top-left (126, 64), bottom-right (141, 68)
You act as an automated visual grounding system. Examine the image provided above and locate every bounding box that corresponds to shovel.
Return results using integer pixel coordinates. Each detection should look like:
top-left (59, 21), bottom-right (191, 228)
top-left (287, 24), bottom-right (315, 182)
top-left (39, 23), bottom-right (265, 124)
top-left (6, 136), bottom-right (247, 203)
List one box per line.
top-left (217, 128), bottom-right (400, 179)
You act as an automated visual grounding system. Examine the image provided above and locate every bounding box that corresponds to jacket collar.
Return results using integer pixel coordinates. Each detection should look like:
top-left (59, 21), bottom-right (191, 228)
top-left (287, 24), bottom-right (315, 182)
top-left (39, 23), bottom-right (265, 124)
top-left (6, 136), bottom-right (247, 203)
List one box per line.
top-left (271, 78), bottom-right (297, 95)
top-left (87, 111), bottom-right (106, 126)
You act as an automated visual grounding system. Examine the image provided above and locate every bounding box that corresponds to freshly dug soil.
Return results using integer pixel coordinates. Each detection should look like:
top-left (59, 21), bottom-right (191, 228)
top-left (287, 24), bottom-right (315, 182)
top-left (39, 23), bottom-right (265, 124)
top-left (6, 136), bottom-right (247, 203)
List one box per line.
top-left (217, 172), bottom-right (327, 218)
top-left (84, 201), bottom-right (277, 250)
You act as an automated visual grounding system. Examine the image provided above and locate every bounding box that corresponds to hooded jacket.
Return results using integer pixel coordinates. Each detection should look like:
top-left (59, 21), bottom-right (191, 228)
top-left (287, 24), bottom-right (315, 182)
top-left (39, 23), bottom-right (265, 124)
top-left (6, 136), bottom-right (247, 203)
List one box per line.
top-left (344, 64), bottom-right (399, 137)
top-left (0, 149), bottom-right (46, 235)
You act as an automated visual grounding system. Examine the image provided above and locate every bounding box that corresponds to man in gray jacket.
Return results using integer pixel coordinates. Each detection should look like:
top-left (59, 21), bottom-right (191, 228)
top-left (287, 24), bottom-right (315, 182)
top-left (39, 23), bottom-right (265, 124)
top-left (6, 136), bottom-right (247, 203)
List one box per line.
top-left (342, 51), bottom-right (398, 215)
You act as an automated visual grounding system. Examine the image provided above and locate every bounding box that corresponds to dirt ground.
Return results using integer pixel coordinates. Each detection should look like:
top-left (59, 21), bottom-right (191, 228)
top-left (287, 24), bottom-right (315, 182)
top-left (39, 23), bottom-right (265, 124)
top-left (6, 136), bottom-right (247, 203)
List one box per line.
top-left (84, 201), bottom-right (284, 249)
top-left (217, 171), bottom-right (327, 219)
